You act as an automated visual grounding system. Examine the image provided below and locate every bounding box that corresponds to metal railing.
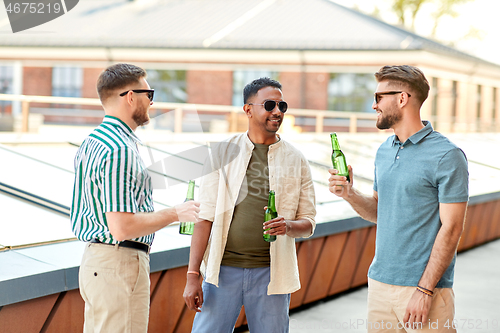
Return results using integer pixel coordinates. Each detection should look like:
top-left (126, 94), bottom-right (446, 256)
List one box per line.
top-left (0, 93), bottom-right (378, 133)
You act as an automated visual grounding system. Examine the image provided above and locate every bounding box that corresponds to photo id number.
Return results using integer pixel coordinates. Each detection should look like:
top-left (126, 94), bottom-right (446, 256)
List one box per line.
top-left (444, 319), bottom-right (499, 330)
top-left (6, 2), bottom-right (62, 14)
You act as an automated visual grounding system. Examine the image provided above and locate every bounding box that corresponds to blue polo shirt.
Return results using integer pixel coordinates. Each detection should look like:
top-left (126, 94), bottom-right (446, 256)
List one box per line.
top-left (369, 121), bottom-right (468, 288)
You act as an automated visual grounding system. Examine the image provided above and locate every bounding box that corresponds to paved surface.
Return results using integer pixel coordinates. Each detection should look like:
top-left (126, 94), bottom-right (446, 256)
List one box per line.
top-left (288, 238), bottom-right (500, 333)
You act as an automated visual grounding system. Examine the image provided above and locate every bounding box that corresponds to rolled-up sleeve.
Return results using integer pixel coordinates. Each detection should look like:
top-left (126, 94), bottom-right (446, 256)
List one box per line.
top-left (297, 157), bottom-right (316, 237)
top-left (198, 154), bottom-right (220, 222)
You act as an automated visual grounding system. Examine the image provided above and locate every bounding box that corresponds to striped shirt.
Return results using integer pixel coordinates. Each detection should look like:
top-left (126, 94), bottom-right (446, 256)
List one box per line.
top-left (70, 115), bottom-right (155, 246)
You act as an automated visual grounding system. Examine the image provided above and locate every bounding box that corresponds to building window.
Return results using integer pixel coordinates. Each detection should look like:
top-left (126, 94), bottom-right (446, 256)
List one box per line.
top-left (431, 77), bottom-right (438, 118)
top-left (492, 87), bottom-right (496, 121)
top-left (0, 65), bottom-right (14, 114)
top-left (451, 81), bottom-right (458, 120)
top-left (328, 73), bottom-right (377, 112)
top-left (232, 70), bottom-right (278, 106)
top-left (146, 70), bottom-right (186, 103)
top-left (52, 66), bottom-right (83, 98)
top-left (476, 85), bottom-right (482, 119)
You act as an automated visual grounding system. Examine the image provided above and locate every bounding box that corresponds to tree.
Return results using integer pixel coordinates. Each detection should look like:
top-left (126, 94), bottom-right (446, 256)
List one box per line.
top-left (430, 0), bottom-right (473, 37)
top-left (392, 0), bottom-right (429, 30)
top-left (390, 0), bottom-right (473, 35)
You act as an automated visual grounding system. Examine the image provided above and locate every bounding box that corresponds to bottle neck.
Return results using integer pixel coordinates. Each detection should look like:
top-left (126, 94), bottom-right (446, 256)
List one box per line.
top-left (268, 191), bottom-right (276, 209)
top-left (186, 181), bottom-right (195, 201)
top-left (331, 134), bottom-right (341, 150)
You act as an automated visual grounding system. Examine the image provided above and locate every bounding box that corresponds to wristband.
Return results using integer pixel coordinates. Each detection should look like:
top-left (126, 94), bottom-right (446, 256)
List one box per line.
top-left (416, 286), bottom-right (434, 297)
top-left (187, 271), bottom-right (200, 276)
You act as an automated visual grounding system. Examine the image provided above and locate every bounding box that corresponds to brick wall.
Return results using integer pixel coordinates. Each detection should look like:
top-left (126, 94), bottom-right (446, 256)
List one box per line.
top-left (23, 67), bottom-right (52, 96)
top-left (23, 67), bottom-right (52, 109)
top-left (279, 72), bottom-right (303, 109)
top-left (305, 72), bottom-right (328, 110)
top-left (186, 70), bottom-right (233, 105)
top-left (82, 68), bottom-right (103, 99)
top-left (80, 68), bottom-right (104, 120)
top-left (275, 72), bottom-right (329, 111)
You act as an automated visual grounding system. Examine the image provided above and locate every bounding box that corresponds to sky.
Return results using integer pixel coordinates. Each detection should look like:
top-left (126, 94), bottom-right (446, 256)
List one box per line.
top-left (332, 0), bottom-right (500, 65)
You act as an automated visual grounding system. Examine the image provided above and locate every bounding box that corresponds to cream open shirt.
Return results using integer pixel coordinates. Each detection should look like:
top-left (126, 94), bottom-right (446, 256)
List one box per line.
top-left (199, 132), bottom-right (316, 295)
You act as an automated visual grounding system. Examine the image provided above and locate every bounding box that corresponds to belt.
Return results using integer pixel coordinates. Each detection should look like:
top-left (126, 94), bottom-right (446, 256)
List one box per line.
top-left (90, 239), bottom-right (150, 254)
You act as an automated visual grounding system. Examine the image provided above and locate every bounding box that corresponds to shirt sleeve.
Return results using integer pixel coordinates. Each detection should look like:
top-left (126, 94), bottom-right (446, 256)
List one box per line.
top-left (101, 146), bottom-right (139, 213)
top-left (296, 156), bottom-right (316, 238)
top-left (198, 149), bottom-right (221, 222)
top-left (437, 148), bottom-right (469, 203)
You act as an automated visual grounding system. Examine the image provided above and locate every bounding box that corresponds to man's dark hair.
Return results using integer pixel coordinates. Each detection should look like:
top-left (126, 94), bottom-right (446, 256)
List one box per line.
top-left (374, 65), bottom-right (430, 105)
top-left (97, 63), bottom-right (147, 103)
top-left (243, 77), bottom-right (282, 104)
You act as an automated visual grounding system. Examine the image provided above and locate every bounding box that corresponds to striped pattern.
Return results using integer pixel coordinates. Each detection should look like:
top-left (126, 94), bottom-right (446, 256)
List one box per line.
top-left (70, 116), bottom-right (154, 245)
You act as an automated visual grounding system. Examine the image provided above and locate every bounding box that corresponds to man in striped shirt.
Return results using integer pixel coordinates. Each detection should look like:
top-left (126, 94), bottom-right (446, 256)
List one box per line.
top-left (71, 63), bottom-right (200, 333)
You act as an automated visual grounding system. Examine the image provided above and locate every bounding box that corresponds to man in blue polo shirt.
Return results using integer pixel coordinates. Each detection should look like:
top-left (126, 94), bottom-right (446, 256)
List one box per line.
top-left (328, 65), bottom-right (468, 332)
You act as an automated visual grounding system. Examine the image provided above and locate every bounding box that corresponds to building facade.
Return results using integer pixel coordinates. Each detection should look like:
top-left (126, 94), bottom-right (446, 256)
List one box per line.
top-left (0, 0), bottom-right (499, 132)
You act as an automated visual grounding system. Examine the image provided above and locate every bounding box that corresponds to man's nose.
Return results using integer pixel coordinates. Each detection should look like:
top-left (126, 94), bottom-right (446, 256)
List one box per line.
top-left (271, 104), bottom-right (281, 115)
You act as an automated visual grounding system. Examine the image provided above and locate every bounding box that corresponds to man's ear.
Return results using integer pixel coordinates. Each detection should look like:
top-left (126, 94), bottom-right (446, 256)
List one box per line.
top-left (398, 92), bottom-right (410, 109)
top-left (120, 90), bottom-right (135, 107)
top-left (243, 104), bottom-right (252, 118)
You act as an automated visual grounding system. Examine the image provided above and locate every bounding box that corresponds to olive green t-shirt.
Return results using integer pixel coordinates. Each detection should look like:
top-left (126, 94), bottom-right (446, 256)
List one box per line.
top-left (221, 143), bottom-right (271, 268)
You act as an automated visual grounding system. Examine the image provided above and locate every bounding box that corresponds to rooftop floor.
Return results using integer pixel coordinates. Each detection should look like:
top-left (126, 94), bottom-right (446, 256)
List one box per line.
top-left (0, 124), bottom-right (499, 331)
top-left (288, 238), bottom-right (500, 333)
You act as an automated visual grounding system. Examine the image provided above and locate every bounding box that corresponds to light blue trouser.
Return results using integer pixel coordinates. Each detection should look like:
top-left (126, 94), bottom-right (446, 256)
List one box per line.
top-left (191, 265), bottom-right (291, 333)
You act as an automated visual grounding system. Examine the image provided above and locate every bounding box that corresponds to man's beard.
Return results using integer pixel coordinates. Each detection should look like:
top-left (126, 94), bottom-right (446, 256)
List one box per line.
top-left (376, 107), bottom-right (401, 130)
top-left (132, 104), bottom-right (150, 127)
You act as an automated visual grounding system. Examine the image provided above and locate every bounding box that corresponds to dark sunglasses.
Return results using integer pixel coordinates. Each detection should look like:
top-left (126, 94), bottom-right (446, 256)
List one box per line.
top-left (248, 100), bottom-right (288, 113)
top-left (120, 89), bottom-right (154, 102)
top-left (374, 91), bottom-right (411, 104)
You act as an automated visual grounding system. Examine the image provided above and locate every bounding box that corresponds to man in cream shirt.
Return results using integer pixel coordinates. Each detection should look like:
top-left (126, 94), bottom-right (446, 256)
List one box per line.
top-left (183, 77), bottom-right (316, 332)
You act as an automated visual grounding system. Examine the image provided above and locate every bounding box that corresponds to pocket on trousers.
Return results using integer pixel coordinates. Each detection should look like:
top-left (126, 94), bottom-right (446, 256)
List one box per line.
top-left (436, 288), bottom-right (454, 307)
top-left (432, 289), bottom-right (448, 309)
top-left (120, 252), bottom-right (141, 294)
top-left (80, 265), bottom-right (117, 295)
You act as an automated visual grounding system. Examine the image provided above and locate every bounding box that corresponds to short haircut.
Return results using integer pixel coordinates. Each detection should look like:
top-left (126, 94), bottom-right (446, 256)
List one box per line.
top-left (374, 65), bottom-right (430, 105)
top-left (243, 77), bottom-right (282, 104)
top-left (97, 63), bottom-right (147, 103)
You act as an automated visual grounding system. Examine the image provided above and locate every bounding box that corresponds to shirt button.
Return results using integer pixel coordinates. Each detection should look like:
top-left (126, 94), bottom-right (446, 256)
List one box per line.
top-left (397, 156), bottom-right (400, 159)
top-left (400, 146), bottom-right (404, 149)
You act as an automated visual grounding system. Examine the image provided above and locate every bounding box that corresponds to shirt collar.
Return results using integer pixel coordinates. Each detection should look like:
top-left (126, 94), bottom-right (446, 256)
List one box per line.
top-left (102, 115), bottom-right (142, 144)
top-left (392, 120), bottom-right (433, 146)
top-left (244, 132), bottom-right (282, 149)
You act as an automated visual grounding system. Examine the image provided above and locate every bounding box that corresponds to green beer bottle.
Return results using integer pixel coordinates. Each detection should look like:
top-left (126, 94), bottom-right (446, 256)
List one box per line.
top-left (330, 133), bottom-right (350, 182)
top-left (263, 190), bottom-right (277, 242)
top-left (179, 180), bottom-right (195, 235)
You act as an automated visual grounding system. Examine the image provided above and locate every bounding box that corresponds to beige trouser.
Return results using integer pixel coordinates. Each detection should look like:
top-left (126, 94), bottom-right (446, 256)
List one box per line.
top-left (79, 242), bottom-right (150, 333)
top-left (367, 278), bottom-right (456, 333)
